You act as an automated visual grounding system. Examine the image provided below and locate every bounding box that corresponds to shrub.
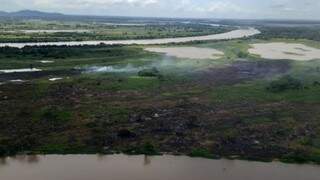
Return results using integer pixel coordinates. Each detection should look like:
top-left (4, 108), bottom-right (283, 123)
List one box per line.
top-left (189, 148), bottom-right (218, 159)
top-left (35, 107), bottom-right (72, 126)
top-left (267, 75), bottom-right (303, 92)
top-left (141, 142), bottom-right (158, 155)
top-left (237, 51), bottom-right (249, 58)
top-left (138, 67), bottom-right (160, 77)
top-left (117, 129), bottom-right (136, 138)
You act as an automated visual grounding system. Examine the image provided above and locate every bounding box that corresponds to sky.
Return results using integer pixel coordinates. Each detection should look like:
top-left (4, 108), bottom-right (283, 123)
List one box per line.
top-left (1, 0), bottom-right (320, 19)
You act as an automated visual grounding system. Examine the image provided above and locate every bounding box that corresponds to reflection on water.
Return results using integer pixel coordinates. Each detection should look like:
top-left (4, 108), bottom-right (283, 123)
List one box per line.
top-left (0, 155), bottom-right (40, 166)
top-left (0, 155), bottom-right (320, 180)
top-left (144, 155), bottom-right (151, 166)
top-left (0, 157), bottom-right (7, 166)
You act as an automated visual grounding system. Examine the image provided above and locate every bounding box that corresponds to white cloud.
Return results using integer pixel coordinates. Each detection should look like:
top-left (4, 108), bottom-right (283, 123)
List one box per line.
top-left (33, 0), bottom-right (158, 8)
top-left (1, 0), bottom-right (320, 19)
top-left (172, 0), bottom-right (246, 16)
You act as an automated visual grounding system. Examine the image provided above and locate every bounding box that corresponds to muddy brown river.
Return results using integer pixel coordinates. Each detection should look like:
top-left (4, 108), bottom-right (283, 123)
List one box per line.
top-left (0, 155), bottom-right (319, 180)
top-left (0, 28), bottom-right (260, 48)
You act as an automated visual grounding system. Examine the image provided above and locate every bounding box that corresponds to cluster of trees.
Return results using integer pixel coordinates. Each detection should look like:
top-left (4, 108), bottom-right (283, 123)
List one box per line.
top-left (257, 26), bottom-right (320, 41)
top-left (0, 45), bottom-right (143, 59)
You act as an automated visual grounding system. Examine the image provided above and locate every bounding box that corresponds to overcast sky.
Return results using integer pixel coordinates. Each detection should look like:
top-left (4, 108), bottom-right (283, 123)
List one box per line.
top-left (1, 0), bottom-right (320, 19)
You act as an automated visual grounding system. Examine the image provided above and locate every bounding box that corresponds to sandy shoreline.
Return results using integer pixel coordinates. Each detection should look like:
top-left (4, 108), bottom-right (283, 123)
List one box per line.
top-left (249, 42), bottom-right (320, 61)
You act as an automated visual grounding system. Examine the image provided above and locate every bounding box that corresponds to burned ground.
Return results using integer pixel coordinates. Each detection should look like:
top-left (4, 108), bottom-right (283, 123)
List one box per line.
top-left (193, 60), bottom-right (291, 86)
top-left (1, 58), bottom-right (319, 164)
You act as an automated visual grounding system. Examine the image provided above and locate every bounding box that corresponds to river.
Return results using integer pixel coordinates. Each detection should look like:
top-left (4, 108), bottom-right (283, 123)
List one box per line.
top-left (0, 28), bottom-right (260, 48)
top-left (0, 155), bottom-right (319, 180)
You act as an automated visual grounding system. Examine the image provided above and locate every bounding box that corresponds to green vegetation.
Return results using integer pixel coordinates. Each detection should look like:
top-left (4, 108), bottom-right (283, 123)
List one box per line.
top-left (189, 149), bottom-right (219, 159)
top-left (123, 142), bottom-right (160, 155)
top-left (267, 75), bottom-right (303, 93)
top-left (257, 26), bottom-right (320, 42)
top-left (0, 45), bottom-right (153, 69)
top-left (196, 40), bottom-right (255, 60)
top-left (0, 19), bottom-right (234, 42)
top-left (138, 67), bottom-right (161, 77)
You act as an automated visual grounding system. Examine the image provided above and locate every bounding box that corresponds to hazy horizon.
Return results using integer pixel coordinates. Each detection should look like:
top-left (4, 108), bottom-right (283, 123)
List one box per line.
top-left (1, 0), bottom-right (320, 20)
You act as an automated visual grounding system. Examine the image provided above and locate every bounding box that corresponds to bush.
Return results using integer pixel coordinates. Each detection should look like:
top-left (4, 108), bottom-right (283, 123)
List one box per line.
top-left (141, 142), bottom-right (159, 155)
top-left (123, 142), bottom-right (160, 155)
top-left (0, 144), bottom-right (7, 156)
top-left (189, 148), bottom-right (219, 159)
top-left (138, 67), bottom-right (160, 77)
top-left (117, 129), bottom-right (136, 138)
top-left (34, 107), bottom-right (72, 126)
top-left (267, 75), bottom-right (303, 92)
top-left (237, 51), bottom-right (249, 58)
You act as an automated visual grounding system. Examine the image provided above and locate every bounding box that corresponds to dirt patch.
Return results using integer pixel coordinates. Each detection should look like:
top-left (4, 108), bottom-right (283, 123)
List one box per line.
top-left (145, 47), bottom-right (224, 59)
top-left (249, 42), bottom-right (320, 61)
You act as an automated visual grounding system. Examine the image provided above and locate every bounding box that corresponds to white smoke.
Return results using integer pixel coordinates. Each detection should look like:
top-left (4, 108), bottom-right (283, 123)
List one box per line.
top-left (86, 64), bottom-right (145, 73)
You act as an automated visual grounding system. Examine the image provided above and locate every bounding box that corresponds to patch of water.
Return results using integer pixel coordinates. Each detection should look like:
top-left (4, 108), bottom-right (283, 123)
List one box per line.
top-left (9, 79), bottom-right (25, 82)
top-left (40, 61), bottom-right (54, 64)
top-left (49, 77), bottom-right (63, 81)
top-left (0, 68), bottom-right (42, 73)
top-left (0, 155), bottom-right (319, 180)
top-left (145, 47), bottom-right (224, 59)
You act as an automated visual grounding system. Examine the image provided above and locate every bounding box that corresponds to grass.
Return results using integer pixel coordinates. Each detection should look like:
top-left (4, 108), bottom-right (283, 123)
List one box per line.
top-left (34, 107), bottom-right (72, 123)
top-left (123, 142), bottom-right (161, 156)
top-left (189, 148), bottom-right (219, 159)
top-left (210, 80), bottom-right (320, 104)
top-left (196, 40), bottom-right (256, 60)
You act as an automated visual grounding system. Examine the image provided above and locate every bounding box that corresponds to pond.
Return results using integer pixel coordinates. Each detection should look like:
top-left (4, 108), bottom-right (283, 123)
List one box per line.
top-left (0, 155), bottom-right (319, 180)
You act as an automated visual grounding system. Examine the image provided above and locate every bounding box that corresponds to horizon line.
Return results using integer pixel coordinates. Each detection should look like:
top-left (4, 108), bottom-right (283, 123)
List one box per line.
top-left (2, 9), bottom-right (320, 22)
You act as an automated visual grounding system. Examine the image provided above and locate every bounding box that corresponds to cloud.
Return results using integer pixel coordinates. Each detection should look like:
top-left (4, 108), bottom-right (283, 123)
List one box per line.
top-left (270, 0), bottom-right (319, 11)
top-left (174, 1), bottom-right (243, 13)
top-left (32, 0), bottom-right (158, 9)
top-left (1, 0), bottom-right (320, 19)
top-left (265, 0), bottom-right (320, 19)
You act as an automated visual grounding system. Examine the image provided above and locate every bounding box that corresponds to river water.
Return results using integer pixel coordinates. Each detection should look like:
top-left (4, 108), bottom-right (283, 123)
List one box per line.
top-left (0, 155), bottom-right (319, 180)
top-left (0, 28), bottom-right (260, 48)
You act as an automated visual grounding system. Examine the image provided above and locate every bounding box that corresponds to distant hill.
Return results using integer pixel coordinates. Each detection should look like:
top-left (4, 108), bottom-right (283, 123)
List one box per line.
top-left (0, 9), bottom-right (186, 23)
top-left (0, 10), bottom-right (63, 18)
top-left (0, 11), bottom-right (8, 16)
top-left (11, 10), bottom-right (63, 17)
